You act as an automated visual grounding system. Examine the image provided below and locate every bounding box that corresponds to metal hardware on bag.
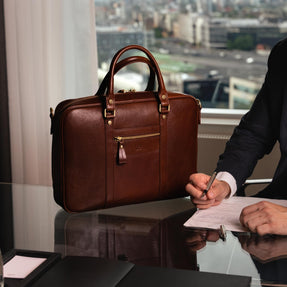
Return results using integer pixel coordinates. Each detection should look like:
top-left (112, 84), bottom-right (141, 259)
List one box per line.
top-left (162, 94), bottom-right (167, 100)
top-left (114, 133), bottom-right (160, 142)
top-left (159, 104), bottom-right (170, 113)
top-left (108, 99), bottom-right (113, 104)
top-left (162, 115), bottom-right (166, 119)
top-left (195, 98), bottom-right (202, 124)
top-left (107, 120), bottom-right (112, 126)
top-left (114, 133), bottom-right (160, 165)
top-left (50, 107), bottom-right (54, 119)
top-left (104, 108), bottom-right (116, 118)
top-left (196, 98), bottom-right (202, 109)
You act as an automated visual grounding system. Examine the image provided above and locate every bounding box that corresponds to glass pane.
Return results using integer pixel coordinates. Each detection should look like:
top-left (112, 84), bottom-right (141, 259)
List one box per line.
top-left (94, 0), bottom-right (287, 109)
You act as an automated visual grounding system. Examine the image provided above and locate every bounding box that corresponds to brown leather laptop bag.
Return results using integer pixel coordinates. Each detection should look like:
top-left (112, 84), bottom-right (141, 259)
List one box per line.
top-left (50, 45), bottom-right (201, 212)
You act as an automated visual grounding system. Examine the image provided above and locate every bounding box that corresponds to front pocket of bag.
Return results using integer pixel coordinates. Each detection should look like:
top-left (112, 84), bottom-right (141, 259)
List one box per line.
top-left (113, 133), bottom-right (160, 203)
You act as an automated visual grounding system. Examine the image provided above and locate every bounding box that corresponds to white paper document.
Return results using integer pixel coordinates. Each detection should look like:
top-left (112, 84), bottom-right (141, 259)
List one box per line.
top-left (184, 196), bottom-right (287, 232)
top-left (4, 255), bottom-right (47, 279)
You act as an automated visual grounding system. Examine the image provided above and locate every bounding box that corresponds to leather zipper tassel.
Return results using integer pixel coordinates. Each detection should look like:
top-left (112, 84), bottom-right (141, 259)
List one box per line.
top-left (114, 133), bottom-right (160, 165)
top-left (117, 139), bottom-right (127, 165)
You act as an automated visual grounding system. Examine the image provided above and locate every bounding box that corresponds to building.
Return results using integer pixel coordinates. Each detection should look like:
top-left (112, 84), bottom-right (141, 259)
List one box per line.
top-left (96, 26), bottom-right (146, 64)
top-left (175, 14), bottom-right (287, 49)
top-left (229, 76), bottom-right (261, 109)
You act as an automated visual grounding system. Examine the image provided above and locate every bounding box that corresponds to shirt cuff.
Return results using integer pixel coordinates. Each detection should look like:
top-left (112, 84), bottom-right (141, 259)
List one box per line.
top-left (216, 171), bottom-right (237, 198)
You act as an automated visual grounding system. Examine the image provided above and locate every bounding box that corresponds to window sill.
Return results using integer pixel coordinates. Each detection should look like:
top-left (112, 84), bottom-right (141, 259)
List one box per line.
top-left (201, 108), bottom-right (246, 126)
top-left (199, 108), bottom-right (247, 140)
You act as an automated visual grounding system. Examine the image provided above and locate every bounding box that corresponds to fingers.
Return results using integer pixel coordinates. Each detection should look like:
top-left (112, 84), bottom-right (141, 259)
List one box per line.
top-left (242, 214), bottom-right (268, 234)
top-left (255, 224), bottom-right (274, 236)
top-left (239, 201), bottom-right (287, 236)
top-left (240, 202), bottom-right (269, 234)
top-left (206, 180), bottom-right (231, 201)
top-left (240, 202), bottom-right (264, 219)
top-left (186, 173), bottom-right (210, 198)
top-left (185, 173), bottom-right (231, 209)
top-left (186, 173), bottom-right (220, 200)
top-left (186, 174), bottom-right (212, 208)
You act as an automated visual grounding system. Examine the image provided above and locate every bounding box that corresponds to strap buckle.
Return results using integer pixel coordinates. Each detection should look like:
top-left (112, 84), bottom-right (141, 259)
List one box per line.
top-left (104, 109), bottom-right (116, 118)
top-left (159, 104), bottom-right (170, 113)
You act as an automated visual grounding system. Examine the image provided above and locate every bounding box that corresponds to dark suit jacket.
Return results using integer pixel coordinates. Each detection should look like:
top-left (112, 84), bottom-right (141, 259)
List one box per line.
top-left (216, 38), bottom-right (287, 199)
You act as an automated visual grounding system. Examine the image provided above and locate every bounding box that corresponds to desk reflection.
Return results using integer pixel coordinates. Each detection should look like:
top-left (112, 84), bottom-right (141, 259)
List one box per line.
top-left (54, 208), bottom-right (198, 271)
top-left (237, 233), bottom-right (287, 285)
top-left (53, 203), bottom-right (287, 285)
top-left (190, 228), bottom-right (287, 286)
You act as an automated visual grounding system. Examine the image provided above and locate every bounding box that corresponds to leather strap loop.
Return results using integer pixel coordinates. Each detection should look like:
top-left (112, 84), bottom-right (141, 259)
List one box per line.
top-left (101, 45), bottom-right (170, 117)
top-left (97, 55), bottom-right (156, 96)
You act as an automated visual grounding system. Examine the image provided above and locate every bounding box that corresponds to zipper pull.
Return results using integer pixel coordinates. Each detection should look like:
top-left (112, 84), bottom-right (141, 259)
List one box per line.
top-left (117, 139), bottom-right (127, 165)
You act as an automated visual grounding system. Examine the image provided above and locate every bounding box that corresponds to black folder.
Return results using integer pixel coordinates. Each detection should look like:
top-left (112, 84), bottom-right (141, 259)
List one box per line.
top-left (31, 256), bottom-right (134, 287)
top-left (118, 264), bottom-right (251, 287)
top-left (31, 256), bottom-right (251, 287)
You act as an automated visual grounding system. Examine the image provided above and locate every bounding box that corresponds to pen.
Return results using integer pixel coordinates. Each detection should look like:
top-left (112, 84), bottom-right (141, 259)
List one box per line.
top-left (201, 171), bottom-right (217, 198)
top-left (219, 224), bottom-right (227, 241)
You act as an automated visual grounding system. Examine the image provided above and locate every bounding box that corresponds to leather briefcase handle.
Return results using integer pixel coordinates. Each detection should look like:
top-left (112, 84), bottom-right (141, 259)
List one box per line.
top-left (97, 55), bottom-right (156, 96)
top-left (104, 45), bottom-right (170, 119)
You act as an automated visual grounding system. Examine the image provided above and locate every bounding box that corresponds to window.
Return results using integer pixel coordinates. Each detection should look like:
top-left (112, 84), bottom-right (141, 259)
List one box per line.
top-left (94, 0), bottom-right (287, 110)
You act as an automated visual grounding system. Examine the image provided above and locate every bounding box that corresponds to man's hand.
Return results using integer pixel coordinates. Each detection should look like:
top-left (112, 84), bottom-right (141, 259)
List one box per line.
top-left (185, 173), bottom-right (231, 209)
top-left (240, 201), bottom-right (287, 236)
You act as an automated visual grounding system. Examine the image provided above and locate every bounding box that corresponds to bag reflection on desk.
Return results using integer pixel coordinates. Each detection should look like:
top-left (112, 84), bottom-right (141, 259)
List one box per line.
top-left (50, 45), bottom-right (201, 212)
top-left (54, 209), bottom-right (197, 270)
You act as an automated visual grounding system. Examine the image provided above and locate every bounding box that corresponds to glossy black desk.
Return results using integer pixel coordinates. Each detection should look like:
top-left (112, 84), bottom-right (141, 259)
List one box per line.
top-left (1, 182), bottom-right (287, 286)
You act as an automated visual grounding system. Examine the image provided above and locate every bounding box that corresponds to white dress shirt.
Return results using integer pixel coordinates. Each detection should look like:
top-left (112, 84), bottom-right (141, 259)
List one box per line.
top-left (216, 171), bottom-right (237, 198)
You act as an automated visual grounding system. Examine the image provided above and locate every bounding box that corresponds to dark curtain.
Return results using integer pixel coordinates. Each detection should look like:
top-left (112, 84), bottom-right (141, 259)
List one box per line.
top-left (0, 0), bottom-right (14, 253)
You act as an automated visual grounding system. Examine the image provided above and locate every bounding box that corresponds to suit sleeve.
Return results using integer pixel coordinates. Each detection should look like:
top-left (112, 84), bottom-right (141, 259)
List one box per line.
top-left (216, 38), bottom-right (287, 190)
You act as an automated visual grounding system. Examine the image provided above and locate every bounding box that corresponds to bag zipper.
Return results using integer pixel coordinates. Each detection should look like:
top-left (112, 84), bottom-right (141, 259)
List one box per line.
top-left (114, 133), bottom-right (160, 164)
top-left (114, 133), bottom-right (160, 142)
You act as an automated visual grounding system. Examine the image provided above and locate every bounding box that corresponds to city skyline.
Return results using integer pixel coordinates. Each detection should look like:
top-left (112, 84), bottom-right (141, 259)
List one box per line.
top-left (94, 0), bottom-right (287, 109)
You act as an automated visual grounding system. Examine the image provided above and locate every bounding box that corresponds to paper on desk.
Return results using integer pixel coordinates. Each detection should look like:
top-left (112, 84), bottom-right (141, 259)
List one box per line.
top-left (4, 255), bottom-right (46, 279)
top-left (184, 196), bottom-right (287, 232)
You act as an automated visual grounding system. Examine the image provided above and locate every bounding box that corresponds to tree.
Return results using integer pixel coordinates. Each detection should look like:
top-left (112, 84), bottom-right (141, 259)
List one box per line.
top-left (227, 34), bottom-right (255, 51)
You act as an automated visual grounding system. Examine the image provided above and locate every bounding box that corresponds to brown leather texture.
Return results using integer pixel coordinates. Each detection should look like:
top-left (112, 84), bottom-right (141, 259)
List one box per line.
top-left (51, 45), bottom-right (201, 212)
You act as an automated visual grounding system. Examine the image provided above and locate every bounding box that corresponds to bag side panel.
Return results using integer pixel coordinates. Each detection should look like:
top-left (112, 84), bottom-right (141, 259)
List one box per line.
top-left (61, 104), bottom-right (106, 212)
top-left (52, 127), bottom-right (64, 207)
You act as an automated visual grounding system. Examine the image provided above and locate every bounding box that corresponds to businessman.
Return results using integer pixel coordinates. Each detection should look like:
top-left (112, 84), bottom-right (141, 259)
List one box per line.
top-left (186, 37), bottom-right (287, 236)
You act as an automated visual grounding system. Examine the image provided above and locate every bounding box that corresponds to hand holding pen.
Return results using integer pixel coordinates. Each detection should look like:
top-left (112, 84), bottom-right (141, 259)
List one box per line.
top-left (201, 171), bottom-right (217, 198)
top-left (185, 172), bottom-right (231, 209)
